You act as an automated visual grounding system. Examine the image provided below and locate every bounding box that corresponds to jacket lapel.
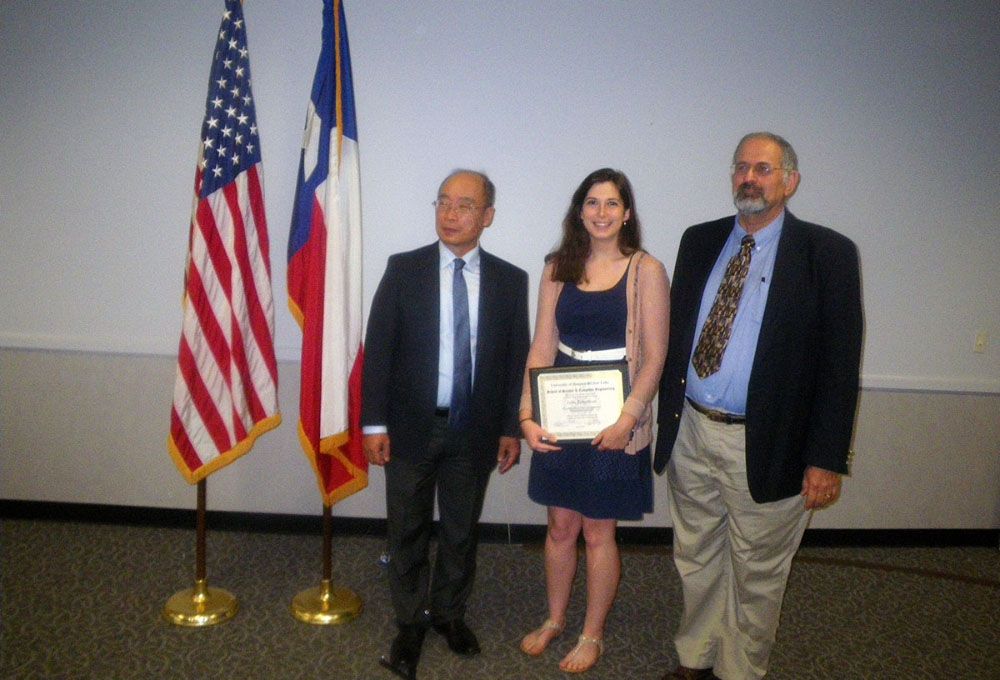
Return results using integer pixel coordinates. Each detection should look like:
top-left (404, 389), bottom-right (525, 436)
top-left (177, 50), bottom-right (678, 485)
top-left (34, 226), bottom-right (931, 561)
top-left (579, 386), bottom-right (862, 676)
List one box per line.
top-left (416, 244), bottom-right (441, 378)
top-left (474, 250), bottom-right (496, 373)
top-left (755, 211), bottom-right (803, 359)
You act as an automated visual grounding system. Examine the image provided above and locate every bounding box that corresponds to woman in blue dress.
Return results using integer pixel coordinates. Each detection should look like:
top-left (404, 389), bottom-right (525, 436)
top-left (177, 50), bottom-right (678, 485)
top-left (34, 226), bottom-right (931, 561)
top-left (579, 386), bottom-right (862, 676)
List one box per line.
top-left (518, 168), bottom-right (670, 672)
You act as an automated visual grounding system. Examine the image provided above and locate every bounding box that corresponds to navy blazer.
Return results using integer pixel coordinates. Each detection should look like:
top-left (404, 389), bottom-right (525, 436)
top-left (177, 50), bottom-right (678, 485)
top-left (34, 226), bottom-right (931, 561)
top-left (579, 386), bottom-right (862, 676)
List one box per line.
top-left (654, 212), bottom-right (863, 502)
top-left (361, 242), bottom-right (530, 471)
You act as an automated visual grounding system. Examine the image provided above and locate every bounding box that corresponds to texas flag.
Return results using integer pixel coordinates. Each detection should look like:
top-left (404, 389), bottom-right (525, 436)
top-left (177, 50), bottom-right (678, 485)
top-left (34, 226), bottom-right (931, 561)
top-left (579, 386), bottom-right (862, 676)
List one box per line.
top-left (287, 0), bottom-right (366, 506)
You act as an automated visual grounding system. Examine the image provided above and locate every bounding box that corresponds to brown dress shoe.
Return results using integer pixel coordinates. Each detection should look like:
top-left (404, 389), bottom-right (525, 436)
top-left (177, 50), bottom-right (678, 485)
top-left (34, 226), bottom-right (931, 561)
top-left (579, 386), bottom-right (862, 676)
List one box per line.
top-left (661, 666), bottom-right (716, 680)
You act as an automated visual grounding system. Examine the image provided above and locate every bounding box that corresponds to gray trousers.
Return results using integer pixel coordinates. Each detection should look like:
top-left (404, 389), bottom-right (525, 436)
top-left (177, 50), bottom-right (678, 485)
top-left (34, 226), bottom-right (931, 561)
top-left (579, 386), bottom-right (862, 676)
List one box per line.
top-left (667, 402), bottom-right (810, 680)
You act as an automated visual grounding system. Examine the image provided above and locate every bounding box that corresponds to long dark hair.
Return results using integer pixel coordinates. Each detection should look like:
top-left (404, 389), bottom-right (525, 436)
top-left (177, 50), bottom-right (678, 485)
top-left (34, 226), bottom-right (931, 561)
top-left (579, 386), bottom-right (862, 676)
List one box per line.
top-left (548, 168), bottom-right (642, 283)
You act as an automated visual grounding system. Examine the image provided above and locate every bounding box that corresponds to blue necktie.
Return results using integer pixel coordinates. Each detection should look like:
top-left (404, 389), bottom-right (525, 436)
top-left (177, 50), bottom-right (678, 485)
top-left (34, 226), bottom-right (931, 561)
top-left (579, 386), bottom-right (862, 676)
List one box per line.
top-left (450, 258), bottom-right (472, 430)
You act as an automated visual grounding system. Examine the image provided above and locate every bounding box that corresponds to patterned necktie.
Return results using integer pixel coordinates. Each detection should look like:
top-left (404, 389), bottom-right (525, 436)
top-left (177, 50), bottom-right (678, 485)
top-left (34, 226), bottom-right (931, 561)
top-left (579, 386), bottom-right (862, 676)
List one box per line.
top-left (450, 258), bottom-right (472, 430)
top-left (691, 235), bottom-right (755, 379)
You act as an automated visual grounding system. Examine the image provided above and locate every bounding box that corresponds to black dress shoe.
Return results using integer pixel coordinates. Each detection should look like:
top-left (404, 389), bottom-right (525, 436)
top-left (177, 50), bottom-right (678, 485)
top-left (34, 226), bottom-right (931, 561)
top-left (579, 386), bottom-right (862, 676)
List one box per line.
top-left (431, 618), bottom-right (481, 656)
top-left (379, 624), bottom-right (426, 680)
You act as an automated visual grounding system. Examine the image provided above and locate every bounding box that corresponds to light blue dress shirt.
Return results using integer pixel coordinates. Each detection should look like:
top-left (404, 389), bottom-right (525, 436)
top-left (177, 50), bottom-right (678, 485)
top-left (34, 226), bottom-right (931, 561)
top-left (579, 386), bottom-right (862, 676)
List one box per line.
top-left (685, 212), bottom-right (785, 415)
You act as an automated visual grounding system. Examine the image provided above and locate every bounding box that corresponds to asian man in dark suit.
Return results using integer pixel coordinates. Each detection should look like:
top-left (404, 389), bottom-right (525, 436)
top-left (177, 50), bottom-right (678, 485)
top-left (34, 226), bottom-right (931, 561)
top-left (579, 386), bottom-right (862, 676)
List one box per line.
top-left (361, 170), bottom-right (530, 680)
top-left (654, 134), bottom-right (863, 680)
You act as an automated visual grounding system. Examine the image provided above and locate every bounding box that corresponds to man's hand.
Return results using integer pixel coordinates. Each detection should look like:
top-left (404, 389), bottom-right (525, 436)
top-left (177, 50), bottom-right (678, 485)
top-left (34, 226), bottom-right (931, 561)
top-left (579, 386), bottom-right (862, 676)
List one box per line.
top-left (496, 436), bottom-right (521, 474)
top-left (363, 433), bottom-right (391, 466)
top-left (801, 466), bottom-right (841, 509)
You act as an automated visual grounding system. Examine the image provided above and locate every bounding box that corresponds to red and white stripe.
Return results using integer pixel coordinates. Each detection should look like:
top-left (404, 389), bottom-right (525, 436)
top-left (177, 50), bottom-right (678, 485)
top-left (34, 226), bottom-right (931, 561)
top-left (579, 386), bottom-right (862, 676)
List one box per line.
top-left (288, 104), bottom-right (367, 506)
top-left (168, 163), bottom-right (280, 483)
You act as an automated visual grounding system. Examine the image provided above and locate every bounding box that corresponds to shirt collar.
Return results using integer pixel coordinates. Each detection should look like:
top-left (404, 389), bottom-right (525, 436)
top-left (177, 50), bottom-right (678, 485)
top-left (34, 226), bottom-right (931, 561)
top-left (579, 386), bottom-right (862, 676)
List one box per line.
top-left (734, 209), bottom-right (784, 249)
top-left (438, 241), bottom-right (481, 272)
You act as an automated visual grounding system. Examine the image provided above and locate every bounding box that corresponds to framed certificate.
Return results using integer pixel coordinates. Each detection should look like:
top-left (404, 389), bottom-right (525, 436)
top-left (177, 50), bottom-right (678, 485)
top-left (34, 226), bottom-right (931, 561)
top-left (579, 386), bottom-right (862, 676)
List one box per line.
top-left (529, 363), bottom-right (630, 443)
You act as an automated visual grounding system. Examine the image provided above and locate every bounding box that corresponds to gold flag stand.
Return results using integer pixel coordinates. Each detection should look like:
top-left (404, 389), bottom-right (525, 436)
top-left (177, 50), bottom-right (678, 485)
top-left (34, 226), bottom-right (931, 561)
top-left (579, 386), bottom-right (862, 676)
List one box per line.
top-left (290, 503), bottom-right (362, 624)
top-left (163, 480), bottom-right (239, 627)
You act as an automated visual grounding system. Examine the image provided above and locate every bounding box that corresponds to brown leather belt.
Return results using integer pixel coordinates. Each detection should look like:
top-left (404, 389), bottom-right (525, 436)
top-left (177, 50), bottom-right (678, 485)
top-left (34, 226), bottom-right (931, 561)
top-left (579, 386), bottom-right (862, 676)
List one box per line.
top-left (686, 397), bottom-right (746, 425)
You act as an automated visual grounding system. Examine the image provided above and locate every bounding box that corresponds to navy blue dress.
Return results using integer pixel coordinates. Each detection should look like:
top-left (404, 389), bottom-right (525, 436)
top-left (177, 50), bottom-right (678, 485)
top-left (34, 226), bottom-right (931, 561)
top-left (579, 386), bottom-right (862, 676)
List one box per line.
top-left (527, 272), bottom-right (653, 520)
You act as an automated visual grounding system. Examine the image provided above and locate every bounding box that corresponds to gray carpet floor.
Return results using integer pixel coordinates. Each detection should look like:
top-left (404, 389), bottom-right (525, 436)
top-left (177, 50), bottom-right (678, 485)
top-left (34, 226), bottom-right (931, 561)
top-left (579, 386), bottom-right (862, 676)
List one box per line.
top-left (2, 519), bottom-right (999, 679)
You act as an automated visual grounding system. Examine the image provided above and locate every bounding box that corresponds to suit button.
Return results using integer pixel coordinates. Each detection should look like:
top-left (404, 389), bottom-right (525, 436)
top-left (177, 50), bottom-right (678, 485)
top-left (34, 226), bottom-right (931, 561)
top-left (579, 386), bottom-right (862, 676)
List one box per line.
top-left (680, 378), bottom-right (686, 385)
top-left (674, 413), bottom-right (680, 419)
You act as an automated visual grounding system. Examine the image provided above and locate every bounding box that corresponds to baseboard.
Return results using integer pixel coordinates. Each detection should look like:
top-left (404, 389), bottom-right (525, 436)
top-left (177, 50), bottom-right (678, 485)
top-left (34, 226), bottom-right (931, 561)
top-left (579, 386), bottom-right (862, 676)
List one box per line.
top-left (0, 499), bottom-right (385, 536)
top-left (2, 499), bottom-right (996, 547)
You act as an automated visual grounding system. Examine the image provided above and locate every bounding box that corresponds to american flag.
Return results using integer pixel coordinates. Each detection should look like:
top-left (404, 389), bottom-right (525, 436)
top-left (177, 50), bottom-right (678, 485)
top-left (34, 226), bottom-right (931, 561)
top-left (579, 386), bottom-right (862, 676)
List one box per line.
top-left (168, 0), bottom-right (280, 483)
top-left (288, 0), bottom-right (367, 506)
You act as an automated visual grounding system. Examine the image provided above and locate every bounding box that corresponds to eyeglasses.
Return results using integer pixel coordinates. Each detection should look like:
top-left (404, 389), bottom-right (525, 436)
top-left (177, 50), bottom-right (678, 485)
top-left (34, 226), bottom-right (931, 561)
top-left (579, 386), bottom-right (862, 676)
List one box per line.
top-left (730, 162), bottom-right (788, 177)
top-left (433, 199), bottom-right (482, 216)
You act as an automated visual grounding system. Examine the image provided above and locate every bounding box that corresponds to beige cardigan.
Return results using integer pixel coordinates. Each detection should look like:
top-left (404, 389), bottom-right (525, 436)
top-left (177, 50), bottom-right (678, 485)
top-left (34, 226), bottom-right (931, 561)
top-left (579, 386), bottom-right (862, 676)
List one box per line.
top-left (520, 251), bottom-right (670, 454)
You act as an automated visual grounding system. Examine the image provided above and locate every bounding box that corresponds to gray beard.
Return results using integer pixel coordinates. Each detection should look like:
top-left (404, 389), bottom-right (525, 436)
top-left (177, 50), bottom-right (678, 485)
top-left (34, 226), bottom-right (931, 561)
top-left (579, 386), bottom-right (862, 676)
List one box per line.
top-left (734, 194), bottom-right (767, 215)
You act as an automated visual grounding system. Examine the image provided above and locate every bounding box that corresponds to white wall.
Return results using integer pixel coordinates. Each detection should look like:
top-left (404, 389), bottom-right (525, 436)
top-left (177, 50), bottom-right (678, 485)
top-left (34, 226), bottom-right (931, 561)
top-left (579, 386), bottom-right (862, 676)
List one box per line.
top-left (1, 0), bottom-right (998, 390)
top-left (1, 2), bottom-right (999, 526)
top-left (3, 349), bottom-right (998, 528)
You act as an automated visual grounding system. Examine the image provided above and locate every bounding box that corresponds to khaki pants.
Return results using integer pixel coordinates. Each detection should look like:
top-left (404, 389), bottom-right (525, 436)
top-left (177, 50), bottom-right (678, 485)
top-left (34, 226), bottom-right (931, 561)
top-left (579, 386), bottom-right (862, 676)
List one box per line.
top-left (667, 402), bottom-right (810, 680)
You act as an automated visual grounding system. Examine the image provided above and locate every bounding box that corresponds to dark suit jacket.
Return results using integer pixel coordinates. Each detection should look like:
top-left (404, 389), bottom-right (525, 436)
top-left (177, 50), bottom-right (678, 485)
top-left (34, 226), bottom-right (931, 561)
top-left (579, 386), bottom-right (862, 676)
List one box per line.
top-left (654, 211), bottom-right (863, 502)
top-left (361, 242), bottom-right (530, 472)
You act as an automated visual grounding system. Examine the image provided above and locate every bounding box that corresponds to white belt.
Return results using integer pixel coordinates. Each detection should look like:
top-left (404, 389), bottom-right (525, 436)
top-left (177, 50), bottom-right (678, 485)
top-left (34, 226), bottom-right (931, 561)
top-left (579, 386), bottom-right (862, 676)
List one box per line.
top-left (557, 342), bottom-right (626, 362)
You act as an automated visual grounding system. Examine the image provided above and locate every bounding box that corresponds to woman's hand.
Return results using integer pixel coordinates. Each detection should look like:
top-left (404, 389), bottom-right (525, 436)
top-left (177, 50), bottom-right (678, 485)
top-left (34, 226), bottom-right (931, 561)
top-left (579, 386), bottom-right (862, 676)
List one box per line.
top-left (521, 419), bottom-right (562, 452)
top-left (591, 413), bottom-right (638, 452)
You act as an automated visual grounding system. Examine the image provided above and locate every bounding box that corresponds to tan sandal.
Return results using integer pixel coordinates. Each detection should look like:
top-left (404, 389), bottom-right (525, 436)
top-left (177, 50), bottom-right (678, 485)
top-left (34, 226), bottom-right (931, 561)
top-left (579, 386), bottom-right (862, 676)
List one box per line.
top-left (519, 618), bottom-right (565, 656)
top-left (559, 634), bottom-right (604, 673)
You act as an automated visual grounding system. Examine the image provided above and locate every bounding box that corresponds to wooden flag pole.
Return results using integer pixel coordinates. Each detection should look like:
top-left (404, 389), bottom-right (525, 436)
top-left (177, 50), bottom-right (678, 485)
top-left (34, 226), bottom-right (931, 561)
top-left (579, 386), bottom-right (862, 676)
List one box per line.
top-left (290, 503), bottom-right (362, 624)
top-left (163, 479), bottom-right (239, 626)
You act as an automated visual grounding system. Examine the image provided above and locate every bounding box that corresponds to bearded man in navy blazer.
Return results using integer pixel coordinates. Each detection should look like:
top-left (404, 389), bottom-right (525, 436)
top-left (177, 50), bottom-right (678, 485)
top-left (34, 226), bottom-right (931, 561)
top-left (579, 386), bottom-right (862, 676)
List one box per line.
top-left (362, 170), bottom-right (529, 680)
top-left (654, 133), bottom-right (863, 680)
